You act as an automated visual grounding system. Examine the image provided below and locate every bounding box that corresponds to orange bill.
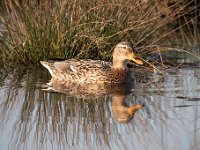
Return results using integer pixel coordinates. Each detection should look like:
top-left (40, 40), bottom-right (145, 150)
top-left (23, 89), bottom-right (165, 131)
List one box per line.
top-left (129, 53), bottom-right (143, 65)
top-left (127, 104), bottom-right (143, 115)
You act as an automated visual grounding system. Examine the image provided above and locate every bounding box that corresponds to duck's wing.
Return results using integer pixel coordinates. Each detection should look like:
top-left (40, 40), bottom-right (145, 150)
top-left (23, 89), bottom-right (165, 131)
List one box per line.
top-left (53, 59), bottom-right (79, 73)
top-left (78, 60), bottom-right (112, 70)
top-left (41, 59), bottom-right (112, 74)
top-left (40, 59), bottom-right (77, 76)
top-left (54, 59), bottom-right (111, 72)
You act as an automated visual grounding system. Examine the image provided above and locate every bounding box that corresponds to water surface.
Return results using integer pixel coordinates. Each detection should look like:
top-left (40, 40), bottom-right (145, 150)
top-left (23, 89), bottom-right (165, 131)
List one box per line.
top-left (0, 66), bottom-right (200, 150)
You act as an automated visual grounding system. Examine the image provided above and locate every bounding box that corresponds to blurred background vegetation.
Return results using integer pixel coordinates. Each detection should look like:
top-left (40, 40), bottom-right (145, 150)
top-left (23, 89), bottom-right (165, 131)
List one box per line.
top-left (0, 0), bottom-right (199, 66)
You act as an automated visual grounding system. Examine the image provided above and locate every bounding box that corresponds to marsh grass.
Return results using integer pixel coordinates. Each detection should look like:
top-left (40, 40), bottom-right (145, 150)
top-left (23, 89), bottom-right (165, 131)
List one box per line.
top-left (0, 0), bottom-right (199, 66)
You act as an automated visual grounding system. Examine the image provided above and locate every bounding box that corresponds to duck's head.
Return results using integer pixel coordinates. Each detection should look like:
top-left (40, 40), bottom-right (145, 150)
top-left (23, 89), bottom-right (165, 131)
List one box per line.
top-left (112, 42), bottom-right (143, 69)
top-left (113, 104), bottom-right (143, 123)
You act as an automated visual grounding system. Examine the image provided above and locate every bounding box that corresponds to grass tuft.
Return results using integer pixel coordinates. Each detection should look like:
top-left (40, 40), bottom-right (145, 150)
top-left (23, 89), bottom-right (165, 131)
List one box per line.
top-left (0, 0), bottom-right (199, 66)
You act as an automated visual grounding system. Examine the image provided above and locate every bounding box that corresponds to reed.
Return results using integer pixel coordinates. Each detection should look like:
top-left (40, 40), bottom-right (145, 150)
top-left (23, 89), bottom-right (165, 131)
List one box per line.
top-left (0, 0), bottom-right (198, 66)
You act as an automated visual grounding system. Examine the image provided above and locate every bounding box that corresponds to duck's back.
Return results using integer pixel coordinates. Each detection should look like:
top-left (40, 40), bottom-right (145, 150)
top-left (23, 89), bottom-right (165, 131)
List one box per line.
top-left (40, 59), bottom-right (114, 83)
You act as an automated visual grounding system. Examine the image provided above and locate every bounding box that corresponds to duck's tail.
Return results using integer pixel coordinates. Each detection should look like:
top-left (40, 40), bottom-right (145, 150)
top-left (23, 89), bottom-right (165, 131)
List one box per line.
top-left (40, 61), bottom-right (54, 77)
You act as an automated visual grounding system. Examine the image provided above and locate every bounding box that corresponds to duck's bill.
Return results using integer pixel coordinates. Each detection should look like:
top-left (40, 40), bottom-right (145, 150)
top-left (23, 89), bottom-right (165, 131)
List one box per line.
top-left (129, 53), bottom-right (143, 65)
top-left (132, 58), bottom-right (143, 65)
top-left (128, 104), bottom-right (143, 114)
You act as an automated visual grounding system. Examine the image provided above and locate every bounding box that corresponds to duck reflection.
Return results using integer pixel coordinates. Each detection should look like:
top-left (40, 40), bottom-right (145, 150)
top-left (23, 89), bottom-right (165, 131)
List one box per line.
top-left (44, 79), bottom-right (143, 123)
top-left (112, 93), bottom-right (143, 123)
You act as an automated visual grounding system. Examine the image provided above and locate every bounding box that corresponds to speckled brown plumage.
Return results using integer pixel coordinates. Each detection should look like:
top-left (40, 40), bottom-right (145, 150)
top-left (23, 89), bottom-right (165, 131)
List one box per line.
top-left (40, 42), bottom-right (143, 84)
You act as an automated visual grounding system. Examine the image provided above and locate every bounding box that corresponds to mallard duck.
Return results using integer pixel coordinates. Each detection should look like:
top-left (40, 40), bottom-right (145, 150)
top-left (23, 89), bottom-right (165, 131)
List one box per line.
top-left (40, 42), bottom-right (143, 84)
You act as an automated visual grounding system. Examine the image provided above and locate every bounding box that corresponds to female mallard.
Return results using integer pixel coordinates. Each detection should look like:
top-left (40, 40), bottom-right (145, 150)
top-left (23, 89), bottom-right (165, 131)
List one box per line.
top-left (40, 42), bottom-right (143, 84)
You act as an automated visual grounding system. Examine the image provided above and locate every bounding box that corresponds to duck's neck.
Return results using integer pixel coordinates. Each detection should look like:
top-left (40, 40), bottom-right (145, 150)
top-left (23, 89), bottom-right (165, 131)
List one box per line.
top-left (112, 95), bottom-right (127, 107)
top-left (112, 60), bottom-right (128, 70)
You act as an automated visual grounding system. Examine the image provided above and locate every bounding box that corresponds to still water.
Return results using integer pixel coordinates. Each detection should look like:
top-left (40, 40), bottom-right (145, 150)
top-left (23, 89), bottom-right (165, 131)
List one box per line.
top-left (0, 66), bottom-right (200, 150)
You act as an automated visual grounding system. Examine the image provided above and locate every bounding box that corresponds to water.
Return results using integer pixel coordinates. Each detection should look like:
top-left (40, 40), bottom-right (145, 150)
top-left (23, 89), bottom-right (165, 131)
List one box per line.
top-left (0, 66), bottom-right (200, 150)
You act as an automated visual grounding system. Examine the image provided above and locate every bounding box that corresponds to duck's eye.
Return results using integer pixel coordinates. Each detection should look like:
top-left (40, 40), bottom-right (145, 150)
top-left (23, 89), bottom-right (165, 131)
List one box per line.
top-left (119, 46), bottom-right (127, 49)
top-left (126, 47), bottom-right (133, 52)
